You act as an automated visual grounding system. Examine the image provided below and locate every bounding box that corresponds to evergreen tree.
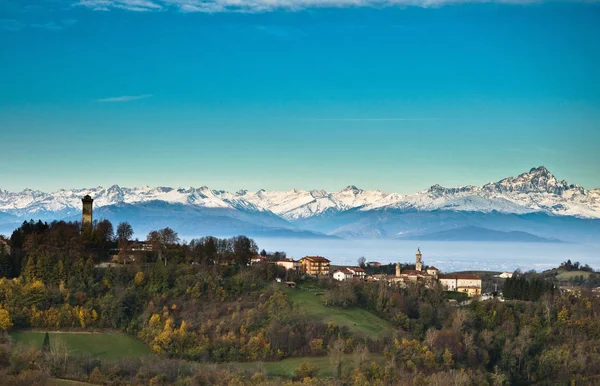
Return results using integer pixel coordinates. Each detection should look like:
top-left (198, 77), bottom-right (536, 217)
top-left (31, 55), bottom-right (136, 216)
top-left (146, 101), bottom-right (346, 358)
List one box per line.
top-left (42, 332), bottom-right (50, 353)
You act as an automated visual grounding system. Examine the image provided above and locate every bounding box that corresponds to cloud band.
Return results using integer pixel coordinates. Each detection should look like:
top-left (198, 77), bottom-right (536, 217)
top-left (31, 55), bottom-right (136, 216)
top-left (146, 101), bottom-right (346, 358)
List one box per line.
top-left (75, 0), bottom-right (578, 13)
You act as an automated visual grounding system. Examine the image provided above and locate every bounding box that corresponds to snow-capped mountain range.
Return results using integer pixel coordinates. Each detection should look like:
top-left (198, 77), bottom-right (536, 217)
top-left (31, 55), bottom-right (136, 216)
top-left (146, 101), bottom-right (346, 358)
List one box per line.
top-left (1, 166), bottom-right (599, 220)
top-left (1, 166), bottom-right (600, 243)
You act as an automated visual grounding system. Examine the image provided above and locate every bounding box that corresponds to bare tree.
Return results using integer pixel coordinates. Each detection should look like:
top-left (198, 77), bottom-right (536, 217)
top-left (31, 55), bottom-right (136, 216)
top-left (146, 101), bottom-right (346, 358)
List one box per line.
top-left (116, 222), bottom-right (133, 246)
top-left (357, 256), bottom-right (366, 268)
top-left (328, 339), bottom-right (346, 379)
top-left (147, 227), bottom-right (179, 266)
top-left (352, 343), bottom-right (370, 370)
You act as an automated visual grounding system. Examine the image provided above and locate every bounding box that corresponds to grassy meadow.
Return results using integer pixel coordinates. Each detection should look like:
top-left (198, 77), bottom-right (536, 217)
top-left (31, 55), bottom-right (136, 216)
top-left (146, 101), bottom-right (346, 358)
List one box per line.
top-left (283, 285), bottom-right (395, 339)
top-left (201, 353), bottom-right (385, 378)
top-left (10, 331), bottom-right (152, 360)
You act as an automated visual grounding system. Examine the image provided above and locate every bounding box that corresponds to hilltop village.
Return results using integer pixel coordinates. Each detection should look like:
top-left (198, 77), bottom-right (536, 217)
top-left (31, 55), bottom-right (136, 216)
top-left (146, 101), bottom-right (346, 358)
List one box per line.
top-left (79, 192), bottom-right (484, 297)
top-left (253, 248), bottom-right (482, 297)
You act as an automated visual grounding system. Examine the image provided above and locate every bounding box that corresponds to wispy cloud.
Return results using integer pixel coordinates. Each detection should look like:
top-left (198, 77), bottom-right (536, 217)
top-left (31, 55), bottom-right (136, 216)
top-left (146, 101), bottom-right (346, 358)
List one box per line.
top-left (304, 118), bottom-right (440, 121)
top-left (77, 0), bottom-right (162, 11)
top-left (96, 94), bottom-right (153, 102)
top-left (1, 18), bottom-right (78, 31)
top-left (74, 0), bottom-right (596, 13)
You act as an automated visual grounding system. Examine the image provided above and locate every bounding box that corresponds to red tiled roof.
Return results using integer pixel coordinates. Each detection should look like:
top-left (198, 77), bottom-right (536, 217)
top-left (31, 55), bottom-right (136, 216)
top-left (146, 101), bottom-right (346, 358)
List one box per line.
top-left (427, 266), bottom-right (439, 271)
top-left (349, 267), bottom-right (365, 272)
top-left (302, 256), bottom-right (330, 263)
top-left (401, 270), bottom-right (431, 276)
top-left (334, 268), bottom-right (353, 274)
top-left (278, 258), bottom-right (297, 262)
top-left (439, 274), bottom-right (481, 280)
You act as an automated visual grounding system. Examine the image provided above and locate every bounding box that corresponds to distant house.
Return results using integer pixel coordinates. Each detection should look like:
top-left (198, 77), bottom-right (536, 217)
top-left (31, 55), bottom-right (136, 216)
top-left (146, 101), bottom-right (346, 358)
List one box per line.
top-left (347, 267), bottom-right (367, 279)
top-left (496, 272), bottom-right (513, 279)
top-left (426, 266), bottom-right (440, 279)
top-left (250, 255), bottom-right (267, 265)
top-left (129, 241), bottom-right (153, 252)
top-left (285, 281), bottom-right (297, 288)
top-left (333, 268), bottom-right (354, 281)
top-left (300, 256), bottom-right (331, 276)
top-left (439, 274), bottom-right (482, 297)
top-left (367, 261), bottom-right (381, 268)
top-left (275, 258), bottom-right (302, 272)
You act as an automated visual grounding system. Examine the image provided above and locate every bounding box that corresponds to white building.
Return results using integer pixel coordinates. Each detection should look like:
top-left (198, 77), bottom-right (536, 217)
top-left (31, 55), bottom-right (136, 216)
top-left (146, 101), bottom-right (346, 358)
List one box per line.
top-left (333, 268), bottom-right (354, 281)
top-left (439, 274), bottom-right (482, 296)
top-left (347, 267), bottom-right (366, 279)
top-left (275, 258), bottom-right (302, 272)
top-left (251, 255), bottom-right (267, 265)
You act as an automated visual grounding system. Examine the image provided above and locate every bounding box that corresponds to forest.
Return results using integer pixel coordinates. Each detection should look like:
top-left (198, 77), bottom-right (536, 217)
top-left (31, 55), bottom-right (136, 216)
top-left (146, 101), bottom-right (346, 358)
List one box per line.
top-left (0, 219), bottom-right (599, 385)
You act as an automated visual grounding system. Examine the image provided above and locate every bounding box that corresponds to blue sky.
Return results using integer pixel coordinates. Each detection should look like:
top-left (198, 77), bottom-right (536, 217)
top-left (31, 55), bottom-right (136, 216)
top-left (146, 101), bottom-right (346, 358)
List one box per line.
top-left (1, 1), bottom-right (599, 193)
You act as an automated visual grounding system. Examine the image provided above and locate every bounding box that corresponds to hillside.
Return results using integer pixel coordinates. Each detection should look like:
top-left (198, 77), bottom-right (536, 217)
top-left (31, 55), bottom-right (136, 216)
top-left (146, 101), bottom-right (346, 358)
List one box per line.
top-left (404, 226), bottom-right (561, 243)
top-left (283, 286), bottom-right (395, 339)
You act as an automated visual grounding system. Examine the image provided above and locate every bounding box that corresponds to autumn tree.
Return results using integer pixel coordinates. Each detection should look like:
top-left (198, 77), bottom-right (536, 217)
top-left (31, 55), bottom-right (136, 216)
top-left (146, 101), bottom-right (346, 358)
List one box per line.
top-left (0, 308), bottom-right (13, 331)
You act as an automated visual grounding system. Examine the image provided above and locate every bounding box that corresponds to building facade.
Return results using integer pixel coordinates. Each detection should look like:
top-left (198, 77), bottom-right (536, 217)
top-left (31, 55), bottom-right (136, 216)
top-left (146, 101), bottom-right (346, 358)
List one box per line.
top-left (275, 258), bottom-right (302, 272)
top-left (300, 256), bottom-right (330, 275)
top-left (439, 274), bottom-right (482, 296)
top-left (347, 267), bottom-right (366, 279)
top-left (333, 269), bottom-right (354, 281)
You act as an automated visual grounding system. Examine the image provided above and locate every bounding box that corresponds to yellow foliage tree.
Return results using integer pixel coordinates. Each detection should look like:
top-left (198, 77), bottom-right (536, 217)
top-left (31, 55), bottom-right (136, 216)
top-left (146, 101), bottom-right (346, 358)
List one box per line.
top-left (443, 348), bottom-right (454, 369)
top-left (558, 306), bottom-right (569, 324)
top-left (134, 272), bottom-right (145, 286)
top-left (0, 308), bottom-right (13, 331)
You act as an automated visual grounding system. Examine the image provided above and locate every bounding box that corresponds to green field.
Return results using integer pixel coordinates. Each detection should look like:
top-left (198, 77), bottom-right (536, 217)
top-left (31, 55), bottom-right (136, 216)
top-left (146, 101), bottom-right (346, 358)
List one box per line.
top-left (10, 331), bottom-right (152, 360)
top-left (556, 270), bottom-right (596, 281)
top-left (202, 353), bottom-right (385, 378)
top-left (283, 286), bottom-right (395, 339)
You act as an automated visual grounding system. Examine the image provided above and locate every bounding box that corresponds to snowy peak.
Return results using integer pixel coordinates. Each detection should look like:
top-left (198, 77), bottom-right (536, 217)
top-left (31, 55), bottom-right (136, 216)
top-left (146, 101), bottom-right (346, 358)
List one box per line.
top-left (484, 166), bottom-right (583, 195)
top-left (0, 166), bottom-right (599, 221)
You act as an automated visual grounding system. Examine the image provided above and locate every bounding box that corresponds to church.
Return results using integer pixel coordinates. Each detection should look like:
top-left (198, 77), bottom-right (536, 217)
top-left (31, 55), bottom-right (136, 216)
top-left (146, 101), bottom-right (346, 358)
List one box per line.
top-left (373, 248), bottom-right (482, 297)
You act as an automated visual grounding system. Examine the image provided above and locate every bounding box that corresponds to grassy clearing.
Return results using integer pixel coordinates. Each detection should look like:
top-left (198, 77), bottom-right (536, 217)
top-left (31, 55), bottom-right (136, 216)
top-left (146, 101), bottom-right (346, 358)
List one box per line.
top-left (556, 270), bottom-right (595, 281)
top-left (51, 379), bottom-right (95, 386)
top-left (200, 353), bottom-right (385, 378)
top-left (10, 331), bottom-right (152, 360)
top-left (282, 286), bottom-right (395, 339)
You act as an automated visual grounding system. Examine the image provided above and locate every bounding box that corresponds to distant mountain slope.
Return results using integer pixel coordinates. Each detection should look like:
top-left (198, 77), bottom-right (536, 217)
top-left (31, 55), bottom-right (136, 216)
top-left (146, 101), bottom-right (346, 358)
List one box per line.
top-left (1, 166), bottom-right (599, 240)
top-left (404, 226), bottom-right (560, 243)
top-left (293, 209), bottom-right (600, 243)
top-left (87, 201), bottom-right (335, 240)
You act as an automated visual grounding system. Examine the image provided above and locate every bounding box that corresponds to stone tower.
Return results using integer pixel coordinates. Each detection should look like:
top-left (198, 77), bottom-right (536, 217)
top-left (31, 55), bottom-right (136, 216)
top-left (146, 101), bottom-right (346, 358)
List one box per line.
top-left (415, 247), bottom-right (423, 271)
top-left (396, 262), bottom-right (401, 277)
top-left (81, 195), bottom-right (93, 230)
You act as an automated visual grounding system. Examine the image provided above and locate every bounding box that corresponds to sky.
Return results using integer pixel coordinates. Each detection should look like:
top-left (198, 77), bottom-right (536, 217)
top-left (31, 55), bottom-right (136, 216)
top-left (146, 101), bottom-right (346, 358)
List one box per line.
top-left (1, 0), bottom-right (599, 194)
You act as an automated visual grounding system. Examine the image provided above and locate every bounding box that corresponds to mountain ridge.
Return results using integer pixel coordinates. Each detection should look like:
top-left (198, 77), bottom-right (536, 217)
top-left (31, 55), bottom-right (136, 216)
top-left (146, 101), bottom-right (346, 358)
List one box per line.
top-left (1, 166), bottom-right (599, 221)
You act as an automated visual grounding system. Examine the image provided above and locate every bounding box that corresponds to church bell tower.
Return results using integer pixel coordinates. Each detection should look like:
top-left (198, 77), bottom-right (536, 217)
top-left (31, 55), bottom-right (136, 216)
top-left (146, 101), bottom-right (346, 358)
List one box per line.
top-left (82, 195), bottom-right (93, 230)
top-left (415, 247), bottom-right (423, 271)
